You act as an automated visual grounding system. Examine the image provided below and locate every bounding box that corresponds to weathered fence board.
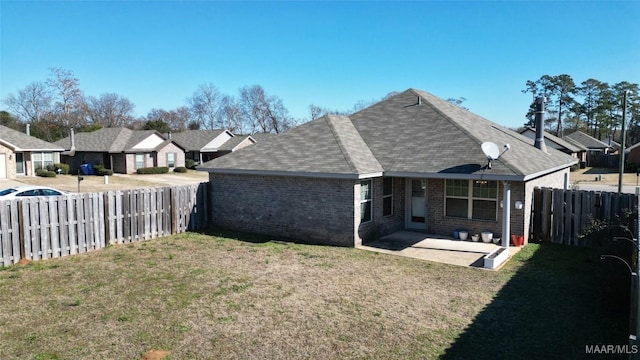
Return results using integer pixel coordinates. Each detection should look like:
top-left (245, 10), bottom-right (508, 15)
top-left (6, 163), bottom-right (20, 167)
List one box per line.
top-left (531, 187), bottom-right (638, 245)
top-left (0, 183), bottom-right (208, 266)
top-left (0, 200), bottom-right (21, 266)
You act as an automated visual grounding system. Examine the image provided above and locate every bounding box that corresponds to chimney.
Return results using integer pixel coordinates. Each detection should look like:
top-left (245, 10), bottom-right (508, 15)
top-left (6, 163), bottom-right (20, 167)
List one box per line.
top-left (69, 128), bottom-right (76, 151)
top-left (26, 124), bottom-right (30, 136)
top-left (534, 96), bottom-right (547, 153)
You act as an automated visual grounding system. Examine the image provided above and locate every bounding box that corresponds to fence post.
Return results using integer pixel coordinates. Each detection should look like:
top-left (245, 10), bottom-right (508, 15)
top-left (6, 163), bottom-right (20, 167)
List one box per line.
top-left (171, 187), bottom-right (177, 234)
top-left (18, 203), bottom-right (26, 261)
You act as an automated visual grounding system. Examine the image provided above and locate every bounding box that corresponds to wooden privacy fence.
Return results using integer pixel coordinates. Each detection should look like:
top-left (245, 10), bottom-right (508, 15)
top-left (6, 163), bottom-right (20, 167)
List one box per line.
top-left (0, 183), bottom-right (209, 267)
top-left (531, 187), bottom-right (637, 246)
top-left (588, 153), bottom-right (619, 168)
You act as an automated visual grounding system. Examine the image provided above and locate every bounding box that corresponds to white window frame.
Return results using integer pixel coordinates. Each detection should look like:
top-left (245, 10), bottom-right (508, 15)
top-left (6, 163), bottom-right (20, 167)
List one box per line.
top-left (360, 179), bottom-right (373, 223)
top-left (445, 179), bottom-right (498, 221)
top-left (135, 153), bottom-right (145, 170)
top-left (32, 152), bottom-right (54, 171)
top-left (167, 152), bottom-right (176, 168)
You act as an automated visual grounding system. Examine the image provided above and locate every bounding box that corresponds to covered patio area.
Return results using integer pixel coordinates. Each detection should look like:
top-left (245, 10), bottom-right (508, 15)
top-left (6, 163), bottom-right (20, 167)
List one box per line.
top-left (358, 231), bottom-right (522, 268)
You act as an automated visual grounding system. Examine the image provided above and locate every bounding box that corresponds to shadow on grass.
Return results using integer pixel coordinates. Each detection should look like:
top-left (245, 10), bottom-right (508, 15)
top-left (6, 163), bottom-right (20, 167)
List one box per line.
top-left (441, 243), bottom-right (629, 360)
top-left (196, 227), bottom-right (275, 244)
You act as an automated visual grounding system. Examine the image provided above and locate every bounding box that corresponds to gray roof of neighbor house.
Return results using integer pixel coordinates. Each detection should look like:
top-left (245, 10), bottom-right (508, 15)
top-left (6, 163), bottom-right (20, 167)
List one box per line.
top-left (218, 135), bottom-right (256, 152)
top-left (608, 139), bottom-right (621, 151)
top-left (564, 131), bottom-right (611, 150)
top-left (0, 125), bottom-right (64, 151)
top-left (54, 128), bottom-right (181, 153)
top-left (169, 130), bottom-right (232, 152)
top-left (520, 127), bottom-right (587, 153)
top-left (200, 89), bottom-right (577, 181)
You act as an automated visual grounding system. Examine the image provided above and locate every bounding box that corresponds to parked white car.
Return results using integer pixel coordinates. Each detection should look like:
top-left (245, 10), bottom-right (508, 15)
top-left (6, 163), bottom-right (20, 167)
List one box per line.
top-left (0, 185), bottom-right (69, 199)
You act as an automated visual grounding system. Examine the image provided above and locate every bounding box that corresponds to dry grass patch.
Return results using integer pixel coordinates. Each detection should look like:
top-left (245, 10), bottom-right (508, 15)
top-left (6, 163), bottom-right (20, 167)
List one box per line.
top-left (0, 231), bottom-right (625, 359)
top-left (16, 173), bottom-right (158, 193)
top-left (571, 166), bottom-right (639, 186)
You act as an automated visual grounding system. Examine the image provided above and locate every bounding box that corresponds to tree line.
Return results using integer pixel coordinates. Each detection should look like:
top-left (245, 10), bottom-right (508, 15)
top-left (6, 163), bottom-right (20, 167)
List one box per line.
top-left (522, 74), bottom-right (639, 144)
top-left (1, 67), bottom-right (386, 142)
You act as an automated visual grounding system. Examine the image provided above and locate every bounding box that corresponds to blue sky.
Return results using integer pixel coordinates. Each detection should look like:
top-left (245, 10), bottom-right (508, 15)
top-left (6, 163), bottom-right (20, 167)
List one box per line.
top-left (1, 1), bottom-right (639, 129)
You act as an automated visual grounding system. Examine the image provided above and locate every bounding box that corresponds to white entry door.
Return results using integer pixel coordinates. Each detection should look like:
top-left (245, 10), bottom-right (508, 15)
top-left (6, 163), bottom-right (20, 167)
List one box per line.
top-left (0, 153), bottom-right (6, 179)
top-left (406, 179), bottom-right (427, 230)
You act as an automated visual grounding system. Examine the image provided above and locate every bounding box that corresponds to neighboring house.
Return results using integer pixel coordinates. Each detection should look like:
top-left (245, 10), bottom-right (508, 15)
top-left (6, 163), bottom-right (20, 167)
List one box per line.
top-left (625, 142), bottom-right (640, 166)
top-left (249, 133), bottom-right (276, 143)
top-left (564, 131), bottom-right (614, 167)
top-left (564, 131), bottom-right (612, 154)
top-left (608, 139), bottom-right (622, 154)
top-left (199, 89), bottom-right (576, 247)
top-left (0, 124), bottom-right (64, 179)
top-left (170, 130), bottom-right (236, 164)
top-left (519, 127), bottom-right (587, 164)
top-left (218, 135), bottom-right (256, 153)
top-left (55, 128), bottom-right (185, 174)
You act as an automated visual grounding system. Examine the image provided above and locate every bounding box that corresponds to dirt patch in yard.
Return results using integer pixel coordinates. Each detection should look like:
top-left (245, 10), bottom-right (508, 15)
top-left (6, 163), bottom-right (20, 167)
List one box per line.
top-left (571, 166), bottom-right (638, 185)
top-left (140, 350), bottom-right (170, 360)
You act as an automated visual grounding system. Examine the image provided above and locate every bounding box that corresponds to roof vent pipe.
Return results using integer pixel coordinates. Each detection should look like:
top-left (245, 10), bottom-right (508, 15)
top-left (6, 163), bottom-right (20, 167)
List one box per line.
top-left (26, 123), bottom-right (30, 136)
top-left (534, 96), bottom-right (547, 153)
top-left (418, 96), bottom-right (422, 105)
top-left (70, 128), bottom-right (75, 151)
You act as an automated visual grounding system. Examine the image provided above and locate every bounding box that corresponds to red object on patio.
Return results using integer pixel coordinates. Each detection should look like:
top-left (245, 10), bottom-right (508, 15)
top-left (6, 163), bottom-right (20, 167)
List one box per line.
top-left (511, 235), bottom-right (524, 246)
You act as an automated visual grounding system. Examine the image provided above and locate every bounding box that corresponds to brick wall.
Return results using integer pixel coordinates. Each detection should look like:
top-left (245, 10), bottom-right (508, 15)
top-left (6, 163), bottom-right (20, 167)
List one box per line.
top-left (209, 173), bottom-right (357, 246)
top-left (425, 179), bottom-right (527, 243)
top-left (356, 177), bottom-right (405, 245)
top-left (425, 170), bottom-right (568, 244)
top-left (0, 144), bottom-right (16, 179)
top-left (125, 153), bottom-right (153, 174)
top-left (156, 143), bottom-right (186, 169)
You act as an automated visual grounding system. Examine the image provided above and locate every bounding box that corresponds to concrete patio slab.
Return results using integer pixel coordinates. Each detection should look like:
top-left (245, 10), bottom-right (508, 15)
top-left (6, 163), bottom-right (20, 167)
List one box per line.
top-left (358, 231), bottom-right (522, 268)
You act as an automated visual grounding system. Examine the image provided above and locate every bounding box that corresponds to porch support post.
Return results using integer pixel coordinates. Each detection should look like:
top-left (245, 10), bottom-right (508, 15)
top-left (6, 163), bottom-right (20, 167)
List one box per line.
top-left (502, 181), bottom-right (511, 249)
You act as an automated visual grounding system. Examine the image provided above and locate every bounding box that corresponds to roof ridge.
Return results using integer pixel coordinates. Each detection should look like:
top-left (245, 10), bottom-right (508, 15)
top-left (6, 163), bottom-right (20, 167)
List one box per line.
top-left (325, 115), bottom-right (359, 173)
top-left (110, 127), bottom-right (133, 152)
top-left (325, 115), bottom-right (383, 174)
top-left (413, 90), bottom-right (544, 176)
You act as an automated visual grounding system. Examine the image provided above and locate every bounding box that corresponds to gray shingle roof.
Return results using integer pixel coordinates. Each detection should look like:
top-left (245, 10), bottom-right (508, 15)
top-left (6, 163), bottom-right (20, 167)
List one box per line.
top-left (565, 131), bottom-right (611, 150)
top-left (200, 115), bottom-right (383, 178)
top-left (218, 135), bottom-right (256, 152)
top-left (54, 128), bottom-right (172, 152)
top-left (170, 130), bottom-right (230, 152)
top-left (200, 89), bottom-right (577, 180)
top-left (0, 125), bottom-right (64, 151)
top-left (520, 127), bottom-right (587, 153)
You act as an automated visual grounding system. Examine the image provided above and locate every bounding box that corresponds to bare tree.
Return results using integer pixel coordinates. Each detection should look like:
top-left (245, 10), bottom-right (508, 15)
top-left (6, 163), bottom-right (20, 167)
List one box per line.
top-left (46, 67), bottom-right (85, 126)
top-left (86, 93), bottom-right (135, 128)
top-left (239, 85), bottom-right (292, 134)
top-left (446, 97), bottom-right (468, 110)
top-left (187, 83), bottom-right (223, 130)
top-left (143, 107), bottom-right (191, 132)
top-left (308, 104), bottom-right (348, 120)
top-left (219, 95), bottom-right (242, 133)
top-left (3, 81), bottom-right (52, 122)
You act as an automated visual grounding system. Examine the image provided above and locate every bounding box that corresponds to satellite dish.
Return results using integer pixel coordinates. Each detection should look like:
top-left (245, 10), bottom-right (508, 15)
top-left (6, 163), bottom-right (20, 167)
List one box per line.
top-left (481, 141), bottom-right (510, 169)
top-left (481, 142), bottom-right (500, 160)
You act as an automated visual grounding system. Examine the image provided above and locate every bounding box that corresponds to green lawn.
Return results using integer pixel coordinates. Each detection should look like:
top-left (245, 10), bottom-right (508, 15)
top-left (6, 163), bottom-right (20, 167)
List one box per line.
top-left (0, 230), bottom-right (627, 359)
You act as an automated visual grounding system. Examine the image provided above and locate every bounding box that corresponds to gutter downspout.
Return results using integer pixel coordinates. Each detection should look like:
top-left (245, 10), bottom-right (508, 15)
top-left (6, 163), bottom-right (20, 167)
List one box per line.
top-left (502, 181), bottom-right (511, 250)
